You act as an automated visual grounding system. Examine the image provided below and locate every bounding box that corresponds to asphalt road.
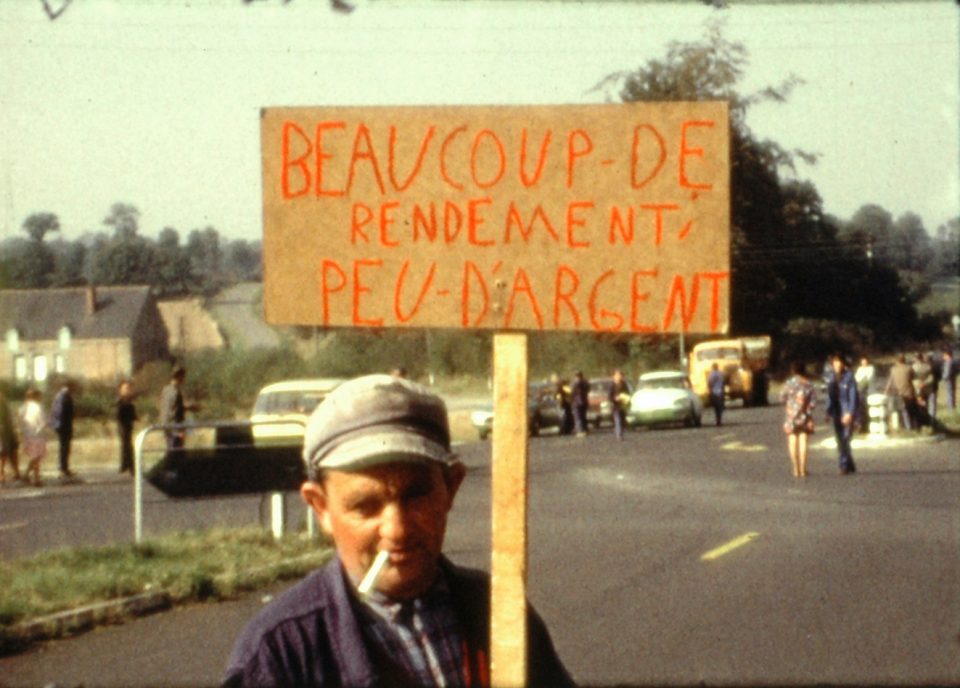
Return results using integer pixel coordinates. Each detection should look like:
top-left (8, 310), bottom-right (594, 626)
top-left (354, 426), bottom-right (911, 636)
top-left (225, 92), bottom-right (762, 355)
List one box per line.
top-left (2, 404), bottom-right (959, 686)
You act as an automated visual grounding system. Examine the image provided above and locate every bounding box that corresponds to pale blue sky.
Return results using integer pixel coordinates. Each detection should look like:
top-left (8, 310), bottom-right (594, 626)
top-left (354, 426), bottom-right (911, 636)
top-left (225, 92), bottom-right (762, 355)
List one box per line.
top-left (1, 0), bottom-right (957, 242)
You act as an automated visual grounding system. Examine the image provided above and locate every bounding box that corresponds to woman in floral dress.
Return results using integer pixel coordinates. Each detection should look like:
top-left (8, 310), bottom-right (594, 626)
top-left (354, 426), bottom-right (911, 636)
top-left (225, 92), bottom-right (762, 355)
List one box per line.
top-left (780, 361), bottom-right (815, 477)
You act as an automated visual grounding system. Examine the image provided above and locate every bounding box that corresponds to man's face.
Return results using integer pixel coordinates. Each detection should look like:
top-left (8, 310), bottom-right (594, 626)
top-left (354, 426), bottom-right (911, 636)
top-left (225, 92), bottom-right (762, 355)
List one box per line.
top-left (832, 358), bottom-right (844, 375)
top-left (301, 461), bottom-right (465, 600)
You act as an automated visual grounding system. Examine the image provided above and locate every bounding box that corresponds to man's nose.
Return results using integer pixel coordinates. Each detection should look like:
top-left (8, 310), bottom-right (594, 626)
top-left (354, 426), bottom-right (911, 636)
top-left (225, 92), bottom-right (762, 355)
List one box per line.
top-left (380, 502), bottom-right (410, 542)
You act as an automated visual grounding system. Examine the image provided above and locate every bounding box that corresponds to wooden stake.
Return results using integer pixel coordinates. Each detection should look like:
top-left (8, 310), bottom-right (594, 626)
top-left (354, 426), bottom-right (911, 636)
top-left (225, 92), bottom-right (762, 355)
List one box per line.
top-left (490, 333), bottom-right (528, 687)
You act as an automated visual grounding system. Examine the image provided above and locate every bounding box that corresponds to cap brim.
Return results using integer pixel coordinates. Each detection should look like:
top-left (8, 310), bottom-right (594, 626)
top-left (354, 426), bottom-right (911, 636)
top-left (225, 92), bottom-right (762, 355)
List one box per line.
top-left (318, 428), bottom-right (456, 472)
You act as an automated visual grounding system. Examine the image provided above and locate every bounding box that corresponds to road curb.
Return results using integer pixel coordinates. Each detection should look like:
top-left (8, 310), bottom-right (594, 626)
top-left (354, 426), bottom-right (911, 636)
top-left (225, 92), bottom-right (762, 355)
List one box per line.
top-left (3, 591), bottom-right (172, 653)
top-left (0, 551), bottom-right (330, 656)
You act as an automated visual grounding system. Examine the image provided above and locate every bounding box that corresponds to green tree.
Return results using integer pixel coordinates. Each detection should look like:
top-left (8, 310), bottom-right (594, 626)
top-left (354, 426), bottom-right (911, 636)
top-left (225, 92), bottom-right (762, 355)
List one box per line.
top-left (48, 239), bottom-right (87, 287)
top-left (89, 204), bottom-right (157, 285)
top-left (843, 204), bottom-right (894, 267)
top-left (891, 212), bottom-right (933, 274)
top-left (596, 21), bottom-right (808, 334)
top-left (22, 212), bottom-right (61, 243)
top-left (103, 202), bottom-right (141, 240)
top-left (154, 227), bottom-right (194, 295)
top-left (187, 226), bottom-right (224, 294)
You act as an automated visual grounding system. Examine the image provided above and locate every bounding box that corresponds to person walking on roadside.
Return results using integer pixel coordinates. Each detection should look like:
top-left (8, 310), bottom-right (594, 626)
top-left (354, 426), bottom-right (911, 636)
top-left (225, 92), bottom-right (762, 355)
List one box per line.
top-left (826, 354), bottom-right (858, 475)
top-left (884, 354), bottom-right (916, 431)
top-left (781, 361), bottom-right (815, 477)
top-left (117, 380), bottom-right (138, 475)
top-left (50, 380), bottom-right (76, 478)
top-left (570, 370), bottom-right (591, 437)
top-left (0, 390), bottom-right (20, 486)
top-left (608, 369), bottom-right (631, 440)
top-left (224, 374), bottom-right (575, 688)
top-left (707, 363), bottom-right (725, 426)
top-left (18, 388), bottom-right (47, 487)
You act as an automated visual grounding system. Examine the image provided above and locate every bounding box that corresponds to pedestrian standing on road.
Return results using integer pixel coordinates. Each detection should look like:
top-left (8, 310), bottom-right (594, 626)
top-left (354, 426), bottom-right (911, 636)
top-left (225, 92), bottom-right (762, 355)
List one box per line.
top-left (570, 370), bottom-right (591, 437)
top-left (551, 373), bottom-right (573, 435)
top-left (0, 390), bottom-right (21, 486)
top-left (780, 361), bottom-right (815, 478)
top-left (608, 369), bottom-right (631, 440)
top-left (224, 374), bottom-right (575, 688)
top-left (884, 354), bottom-right (916, 432)
top-left (911, 352), bottom-right (935, 427)
top-left (854, 356), bottom-right (875, 434)
top-left (50, 380), bottom-right (76, 479)
top-left (942, 348), bottom-right (957, 411)
top-left (707, 363), bottom-right (725, 427)
top-left (116, 381), bottom-right (138, 475)
top-left (826, 354), bottom-right (858, 475)
top-left (159, 365), bottom-right (195, 452)
top-left (18, 388), bottom-right (47, 487)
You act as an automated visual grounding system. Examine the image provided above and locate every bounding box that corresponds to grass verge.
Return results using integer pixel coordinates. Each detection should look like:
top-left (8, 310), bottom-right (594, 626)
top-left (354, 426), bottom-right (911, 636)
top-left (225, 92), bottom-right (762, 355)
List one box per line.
top-left (0, 527), bottom-right (332, 652)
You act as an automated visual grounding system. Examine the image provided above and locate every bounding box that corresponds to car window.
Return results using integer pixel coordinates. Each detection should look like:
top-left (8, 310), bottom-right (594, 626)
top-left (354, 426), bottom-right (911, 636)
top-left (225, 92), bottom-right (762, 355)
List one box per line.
top-left (697, 347), bottom-right (740, 361)
top-left (254, 391), bottom-right (326, 415)
top-left (638, 377), bottom-right (685, 391)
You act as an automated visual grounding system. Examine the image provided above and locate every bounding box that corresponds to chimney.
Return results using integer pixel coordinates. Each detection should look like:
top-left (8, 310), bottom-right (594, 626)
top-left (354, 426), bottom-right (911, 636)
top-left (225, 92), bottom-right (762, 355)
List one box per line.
top-left (85, 284), bottom-right (97, 315)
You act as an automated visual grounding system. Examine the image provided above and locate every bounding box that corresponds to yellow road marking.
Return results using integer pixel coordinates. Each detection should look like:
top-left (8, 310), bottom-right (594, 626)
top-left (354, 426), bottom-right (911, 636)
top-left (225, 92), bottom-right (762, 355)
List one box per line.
top-left (701, 532), bottom-right (760, 561)
top-left (0, 521), bottom-right (28, 533)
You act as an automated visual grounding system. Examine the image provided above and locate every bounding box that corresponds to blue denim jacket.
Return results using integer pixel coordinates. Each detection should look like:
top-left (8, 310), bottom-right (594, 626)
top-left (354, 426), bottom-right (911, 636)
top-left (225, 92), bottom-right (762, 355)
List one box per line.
top-left (826, 369), bottom-right (859, 419)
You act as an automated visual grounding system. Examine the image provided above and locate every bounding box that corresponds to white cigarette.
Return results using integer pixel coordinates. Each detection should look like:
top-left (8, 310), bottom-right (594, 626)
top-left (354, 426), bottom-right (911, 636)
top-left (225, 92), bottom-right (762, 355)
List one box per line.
top-left (357, 550), bottom-right (390, 598)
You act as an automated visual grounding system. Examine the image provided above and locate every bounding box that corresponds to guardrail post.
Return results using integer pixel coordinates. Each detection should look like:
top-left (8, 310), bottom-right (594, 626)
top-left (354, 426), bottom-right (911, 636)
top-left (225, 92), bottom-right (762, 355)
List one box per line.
top-left (270, 492), bottom-right (285, 539)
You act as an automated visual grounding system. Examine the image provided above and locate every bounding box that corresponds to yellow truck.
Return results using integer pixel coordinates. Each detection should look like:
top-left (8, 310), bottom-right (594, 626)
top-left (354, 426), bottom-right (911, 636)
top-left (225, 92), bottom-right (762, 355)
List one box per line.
top-left (689, 336), bottom-right (771, 406)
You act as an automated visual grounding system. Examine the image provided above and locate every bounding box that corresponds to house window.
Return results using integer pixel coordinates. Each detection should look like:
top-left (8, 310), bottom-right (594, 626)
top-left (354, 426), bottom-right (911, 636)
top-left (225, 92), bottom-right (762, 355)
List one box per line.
top-left (58, 326), bottom-right (72, 350)
top-left (33, 355), bottom-right (48, 382)
top-left (55, 353), bottom-right (66, 374)
top-left (13, 355), bottom-right (27, 381)
top-left (5, 329), bottom-right (19, 352)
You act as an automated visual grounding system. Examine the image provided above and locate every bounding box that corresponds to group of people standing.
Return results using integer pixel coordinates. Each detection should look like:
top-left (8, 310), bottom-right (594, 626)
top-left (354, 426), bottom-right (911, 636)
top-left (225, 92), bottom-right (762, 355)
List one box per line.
top-left (0, 382), bottom-right (76, 487)
top-left (779, 348), bottom-right (957, 478)
top-left (0, 378), bottom-right (141, 487)
top-left (882, 350), bottom-right (956, 431)
top-left (548, 369), bottom-right (633, 440)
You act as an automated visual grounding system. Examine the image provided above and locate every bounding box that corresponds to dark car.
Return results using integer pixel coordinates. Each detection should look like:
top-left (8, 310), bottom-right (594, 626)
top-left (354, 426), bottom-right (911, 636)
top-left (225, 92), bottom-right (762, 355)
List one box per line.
top-left (587, 377), bottom-right (631, 428)
top-left (470, 381), bottom-right (570, 439)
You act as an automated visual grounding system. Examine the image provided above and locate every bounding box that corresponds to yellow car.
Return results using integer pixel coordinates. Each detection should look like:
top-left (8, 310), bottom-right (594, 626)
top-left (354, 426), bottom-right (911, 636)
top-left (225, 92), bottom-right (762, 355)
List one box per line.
top-left (250, 378), bottom-right (346, 444)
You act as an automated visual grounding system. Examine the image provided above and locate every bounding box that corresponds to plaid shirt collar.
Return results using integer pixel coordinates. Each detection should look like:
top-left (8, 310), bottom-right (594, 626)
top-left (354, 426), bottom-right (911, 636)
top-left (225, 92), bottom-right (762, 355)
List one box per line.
top-left (358, 567), bottom-right (466, 687)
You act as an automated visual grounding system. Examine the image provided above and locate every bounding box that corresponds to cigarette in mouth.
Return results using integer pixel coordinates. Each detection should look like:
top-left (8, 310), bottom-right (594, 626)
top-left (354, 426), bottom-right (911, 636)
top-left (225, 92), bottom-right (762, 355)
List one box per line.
top-left (357, 550), bottom-right (390, 598)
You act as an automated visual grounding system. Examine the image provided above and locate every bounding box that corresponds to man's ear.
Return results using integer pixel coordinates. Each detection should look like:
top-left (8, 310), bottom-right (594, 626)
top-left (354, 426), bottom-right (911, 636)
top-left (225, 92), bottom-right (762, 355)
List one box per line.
top-left (443, 462), bottom-right (467, 506)
top-left (301, 481), bottom-right (333, 535)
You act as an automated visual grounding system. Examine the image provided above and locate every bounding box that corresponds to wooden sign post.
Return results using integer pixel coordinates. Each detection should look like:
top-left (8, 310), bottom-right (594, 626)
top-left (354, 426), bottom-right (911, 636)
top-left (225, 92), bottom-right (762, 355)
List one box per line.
top-left (260, 103), bottom-right (730, 685)
top-left (490, 333), bottom-right (529, 686)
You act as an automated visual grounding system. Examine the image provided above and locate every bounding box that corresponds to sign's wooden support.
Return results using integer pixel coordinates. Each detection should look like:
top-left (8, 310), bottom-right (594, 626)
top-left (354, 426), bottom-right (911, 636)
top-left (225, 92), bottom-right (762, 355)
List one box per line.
top-left (490, 332), bottom-right (529, 687)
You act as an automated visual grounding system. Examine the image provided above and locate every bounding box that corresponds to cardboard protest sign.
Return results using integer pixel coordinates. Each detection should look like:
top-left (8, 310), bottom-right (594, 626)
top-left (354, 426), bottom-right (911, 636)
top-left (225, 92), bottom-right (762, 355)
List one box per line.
top-left (261, 103), bottom-right (729, 333)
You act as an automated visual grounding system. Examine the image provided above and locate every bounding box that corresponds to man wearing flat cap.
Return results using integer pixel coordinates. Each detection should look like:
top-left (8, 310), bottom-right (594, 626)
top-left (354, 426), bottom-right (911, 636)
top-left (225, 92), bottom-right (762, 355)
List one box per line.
top-left (225, 374), bottom-right (574, 688)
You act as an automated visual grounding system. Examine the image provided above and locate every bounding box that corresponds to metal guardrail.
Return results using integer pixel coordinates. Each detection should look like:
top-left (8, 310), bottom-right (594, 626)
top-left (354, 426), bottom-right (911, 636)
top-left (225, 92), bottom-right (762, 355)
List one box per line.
top-left (132, 418), bottom-right (308, 544)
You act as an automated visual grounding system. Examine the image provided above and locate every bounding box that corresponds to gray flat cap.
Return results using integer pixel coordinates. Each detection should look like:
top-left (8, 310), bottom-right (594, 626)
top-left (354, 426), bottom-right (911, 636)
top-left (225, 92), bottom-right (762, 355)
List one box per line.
top-left (303, 374), bottom-right (456, 478)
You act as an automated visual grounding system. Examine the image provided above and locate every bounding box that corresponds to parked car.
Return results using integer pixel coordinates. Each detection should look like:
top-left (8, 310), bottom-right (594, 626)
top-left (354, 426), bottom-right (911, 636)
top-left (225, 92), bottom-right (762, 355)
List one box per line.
top-left (470, 381), bottom-right (569, 440)
top-left (587, 377), bottom-right (628, 428)
top-left (250, 378), bottom-right (346, 443)
top-left (627, 371), bottom-right (703, 428)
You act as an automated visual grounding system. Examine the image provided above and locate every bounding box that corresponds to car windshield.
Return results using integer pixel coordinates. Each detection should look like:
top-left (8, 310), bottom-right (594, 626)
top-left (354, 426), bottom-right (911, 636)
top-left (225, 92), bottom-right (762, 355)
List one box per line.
top-left (696, 347), bottom-right (740, 361)
top-left (253, 391), bottom-right (326, 415)
top-left (638, 376), bottom-right (686, 391)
